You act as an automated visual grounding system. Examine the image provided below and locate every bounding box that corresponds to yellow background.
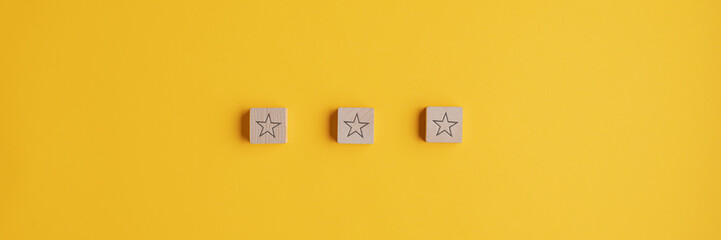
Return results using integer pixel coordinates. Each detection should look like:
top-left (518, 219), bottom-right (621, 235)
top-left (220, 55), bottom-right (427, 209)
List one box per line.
top-left (1, 0), bottom-right (720, 239)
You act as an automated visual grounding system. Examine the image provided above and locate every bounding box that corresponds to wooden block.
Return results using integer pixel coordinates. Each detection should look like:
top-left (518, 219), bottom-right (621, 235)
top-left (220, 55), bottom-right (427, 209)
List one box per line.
top-left (250, 108), bottom-right (287, 144)
top-left (425, 107), bottom-right (462, 143)
top-left (337, 107), bottom-right (374, 144)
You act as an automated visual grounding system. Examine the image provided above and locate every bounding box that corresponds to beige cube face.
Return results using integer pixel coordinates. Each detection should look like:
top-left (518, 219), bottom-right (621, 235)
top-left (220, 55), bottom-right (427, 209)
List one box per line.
top-left (337, 108), bottom-right (374, 144)
top-left (425, 107), bottom-right (462, 143)
top-left (250, 108), bottom-right (287, 144)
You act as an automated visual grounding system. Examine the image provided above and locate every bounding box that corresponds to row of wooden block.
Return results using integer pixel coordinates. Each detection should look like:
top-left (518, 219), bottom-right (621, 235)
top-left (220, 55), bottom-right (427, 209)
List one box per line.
top-left (250, 107), bottom-right (462, 144)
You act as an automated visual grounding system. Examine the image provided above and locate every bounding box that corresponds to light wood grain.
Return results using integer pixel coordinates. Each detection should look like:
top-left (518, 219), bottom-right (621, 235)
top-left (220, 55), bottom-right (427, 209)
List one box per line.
top-left (425, 107), bottom-right (462, 143)
top-left (250, 108), bottom-right (287, 144)
top-left (337, 107), bottom-right (374, 144)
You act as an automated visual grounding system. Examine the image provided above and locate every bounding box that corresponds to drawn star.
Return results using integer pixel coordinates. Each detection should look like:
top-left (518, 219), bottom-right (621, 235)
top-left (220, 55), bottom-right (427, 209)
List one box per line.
top-left (344, 113), bottom-right (370, 138)
top-left (256, 114), bottom-right (282, 138)
top-left (433, 112), bottom-right (458, 137)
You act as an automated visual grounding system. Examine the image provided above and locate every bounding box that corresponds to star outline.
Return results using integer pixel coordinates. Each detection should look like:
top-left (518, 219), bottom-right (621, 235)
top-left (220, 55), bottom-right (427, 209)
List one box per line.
top-left (256, 113), bottom-right (282, 138)
top-left (432, 112), bottom-right (459, 137)
top-left (343, 113), bottom-right (370, 138)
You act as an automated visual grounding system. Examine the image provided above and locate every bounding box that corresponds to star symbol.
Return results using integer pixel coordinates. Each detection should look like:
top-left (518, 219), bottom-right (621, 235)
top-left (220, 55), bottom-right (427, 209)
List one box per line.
top-left (344, 113), bottom-right (370, 138)
top-left (256, 114), bottom-right (282, 138)
top-left (433, 112), bottom-right (458, 137)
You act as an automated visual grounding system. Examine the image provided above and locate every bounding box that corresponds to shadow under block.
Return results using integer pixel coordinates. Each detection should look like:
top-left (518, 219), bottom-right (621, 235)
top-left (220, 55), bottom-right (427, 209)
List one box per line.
top-left (337, 107), bottom-right (374, 144)
top-left (425, 107), bottom-right (462, 143)
top-left (250, 108), bottom-right (287, 144)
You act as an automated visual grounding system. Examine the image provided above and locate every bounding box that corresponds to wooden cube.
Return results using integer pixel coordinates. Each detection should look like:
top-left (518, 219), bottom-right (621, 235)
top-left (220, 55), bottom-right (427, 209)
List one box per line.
top-left (337, 107), bottom-right (374, 144)
top-left (250, 108), bottom-right (287, 144)
top-left (425, 107), bottom-right (462, 143)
